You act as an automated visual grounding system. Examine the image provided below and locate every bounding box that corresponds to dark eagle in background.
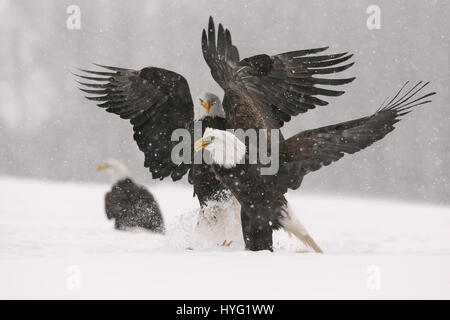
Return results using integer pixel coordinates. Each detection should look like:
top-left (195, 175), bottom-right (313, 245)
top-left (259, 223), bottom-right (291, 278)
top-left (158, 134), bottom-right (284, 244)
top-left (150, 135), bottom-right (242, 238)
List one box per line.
top-left (75, 17), bottom-right (435, 251)
top-left (97, 159), bottom-right (165, 233)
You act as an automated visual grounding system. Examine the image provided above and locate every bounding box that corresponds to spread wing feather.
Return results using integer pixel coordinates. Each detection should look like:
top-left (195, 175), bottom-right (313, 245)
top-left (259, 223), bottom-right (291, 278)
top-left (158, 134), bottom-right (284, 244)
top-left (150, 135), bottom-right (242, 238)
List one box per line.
top-left (277, 82), bottom-right (436, 190)
top-left (202, 17), bottom-right (355, 129)
top-left (75, 65), bottom-right (193, 181)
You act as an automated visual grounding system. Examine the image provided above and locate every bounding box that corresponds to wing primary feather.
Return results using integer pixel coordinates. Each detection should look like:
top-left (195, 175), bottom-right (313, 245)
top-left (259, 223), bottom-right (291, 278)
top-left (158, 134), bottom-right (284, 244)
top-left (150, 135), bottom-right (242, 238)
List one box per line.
top-left (385, 82), bottom-right (428, 111)
top-left (302, 54), bottom-right (353, 68)
top-left (217, 23), bottom-right (226, 57)
top-left (377, 81), bottom-right (411, 112)
top-left (72, 73), bottom-right (110, 82)
top-left (395, 92), bottom-right (436, 111)
top-left (383, 81), bottom-right (422, 111)
top-left (75, 80), bottom-right (109, 89)
top-left (281, 47), bottom-right (329, 58)
top-left (92, 63), bottom-right (129, 71)
top-left (307, 77), bottom-right (356, 86)
top-left (231, 45), bottom-right (240, 61)
top-left (397, 98), bottom-right (434, 114)
top-left (77, 68), bottom-right (115, 76)
top-left (284, 84), bottom-right (345, 97)
top-left (208, 16), bottom-right (216, 57)
top-left (376, 95), bottom-right (391, 113)
top-left (77, 87), bottom-right (109, 95)
top-left (299, 52), bottom-right (348, 62)
top-left (225, 29), bottom-right (232, 61)
top-left (201, 29), bottom-right (210, 64)
top-left (396, 99), bottom-right (434, 116)
top-left (96, 101), bottom-right (114, 108)
top-left (85, 95), bottom-right (109, 101)
top-left (385, 81), bottom-right (410, 107)
top-left (310, 62), bottom-right (354, 74)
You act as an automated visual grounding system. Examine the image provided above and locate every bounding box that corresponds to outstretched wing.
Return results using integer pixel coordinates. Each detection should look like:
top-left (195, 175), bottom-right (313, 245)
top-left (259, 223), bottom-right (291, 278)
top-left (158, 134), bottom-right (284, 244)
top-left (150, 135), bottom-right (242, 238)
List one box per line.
top-left (75, 65), bottom-right (193, 181)
top-left (277, 82), bottom-right (436, 190)
top-left (202, 17), bottom-right (355, 128)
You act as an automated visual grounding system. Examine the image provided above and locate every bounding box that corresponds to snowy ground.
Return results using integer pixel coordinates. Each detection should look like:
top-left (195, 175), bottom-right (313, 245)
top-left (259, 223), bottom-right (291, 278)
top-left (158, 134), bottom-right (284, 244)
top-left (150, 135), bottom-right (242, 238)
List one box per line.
top-left (1, 176), bottom-right (450, 299)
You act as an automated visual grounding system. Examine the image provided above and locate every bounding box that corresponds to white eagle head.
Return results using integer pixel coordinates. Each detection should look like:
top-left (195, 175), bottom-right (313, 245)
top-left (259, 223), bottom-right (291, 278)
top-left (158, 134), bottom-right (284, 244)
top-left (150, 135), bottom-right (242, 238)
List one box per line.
top-left (97, 158), bottom-right (129, 183)
top-left (194, 128), bottom-right (246, 168)
top-left (194, 92), bottom-right (225, 121)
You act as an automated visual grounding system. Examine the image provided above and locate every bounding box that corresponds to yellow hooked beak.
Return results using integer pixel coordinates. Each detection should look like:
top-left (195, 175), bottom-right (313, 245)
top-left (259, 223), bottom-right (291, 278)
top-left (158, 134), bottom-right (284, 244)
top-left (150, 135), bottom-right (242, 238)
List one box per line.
top-left (97, 163), bottom-right (108, 171)
top-left (194, 138), bottom-right (211, 152)
top-left (201, 100), bottom-right (211, 114)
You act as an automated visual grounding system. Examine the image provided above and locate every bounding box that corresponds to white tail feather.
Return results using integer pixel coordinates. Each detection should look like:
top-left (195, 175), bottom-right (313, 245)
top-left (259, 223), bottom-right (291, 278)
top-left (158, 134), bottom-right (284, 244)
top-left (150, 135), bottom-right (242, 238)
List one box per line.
top-left (279, 205), bottom-right (323, 253)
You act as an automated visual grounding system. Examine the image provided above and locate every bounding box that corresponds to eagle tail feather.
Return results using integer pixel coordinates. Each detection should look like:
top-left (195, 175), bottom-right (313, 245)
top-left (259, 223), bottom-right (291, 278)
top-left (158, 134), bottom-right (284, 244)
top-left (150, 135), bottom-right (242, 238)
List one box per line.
top-left (279, 205), bottom-right (323, 253)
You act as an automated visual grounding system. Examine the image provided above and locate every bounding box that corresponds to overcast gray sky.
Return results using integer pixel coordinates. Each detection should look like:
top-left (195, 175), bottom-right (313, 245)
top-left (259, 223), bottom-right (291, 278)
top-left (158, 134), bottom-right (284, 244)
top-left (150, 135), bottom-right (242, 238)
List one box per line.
top-left (0, 0), bottom-right (449, 204)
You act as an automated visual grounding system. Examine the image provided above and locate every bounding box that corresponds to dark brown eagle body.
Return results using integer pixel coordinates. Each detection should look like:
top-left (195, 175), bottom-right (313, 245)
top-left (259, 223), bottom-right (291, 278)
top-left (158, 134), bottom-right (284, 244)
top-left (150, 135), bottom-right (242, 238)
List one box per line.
top-left (105, 178), bottom-right (164, 233)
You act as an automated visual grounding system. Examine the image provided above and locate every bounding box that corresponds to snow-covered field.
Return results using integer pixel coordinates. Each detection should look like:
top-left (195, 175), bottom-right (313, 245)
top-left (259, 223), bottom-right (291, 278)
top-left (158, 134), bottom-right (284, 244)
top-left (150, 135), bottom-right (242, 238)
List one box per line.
top-left (1, 176), bottom-right (450, 299)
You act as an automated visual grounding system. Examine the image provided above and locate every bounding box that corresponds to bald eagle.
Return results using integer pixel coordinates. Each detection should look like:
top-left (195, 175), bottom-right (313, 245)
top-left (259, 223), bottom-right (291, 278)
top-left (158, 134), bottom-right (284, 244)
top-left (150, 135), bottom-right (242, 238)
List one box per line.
top-left (97, 159), bottom-right (165, 233)
top-left (75, 17), bottom-right (435, 251)
top-left (191, 92), bottom-right (230, 207)
top-left (74, 17), bottom-right (354, 214)
top-left (195, 82), bottom-right (435, 251)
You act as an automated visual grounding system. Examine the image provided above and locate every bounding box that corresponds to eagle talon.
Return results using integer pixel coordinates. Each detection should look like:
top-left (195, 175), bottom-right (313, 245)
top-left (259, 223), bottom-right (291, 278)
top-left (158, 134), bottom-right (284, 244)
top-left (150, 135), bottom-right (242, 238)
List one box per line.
top-left (220, 240), bottom-right (233, 247)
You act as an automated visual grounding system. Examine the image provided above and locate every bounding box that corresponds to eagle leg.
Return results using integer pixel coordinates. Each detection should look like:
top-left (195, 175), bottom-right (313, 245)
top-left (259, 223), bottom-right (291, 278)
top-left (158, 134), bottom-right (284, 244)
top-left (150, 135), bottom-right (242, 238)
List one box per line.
top-left (241, 206), bottom-right (274, 252)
